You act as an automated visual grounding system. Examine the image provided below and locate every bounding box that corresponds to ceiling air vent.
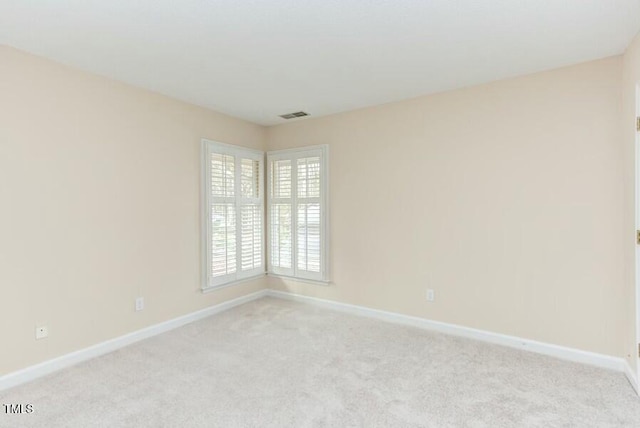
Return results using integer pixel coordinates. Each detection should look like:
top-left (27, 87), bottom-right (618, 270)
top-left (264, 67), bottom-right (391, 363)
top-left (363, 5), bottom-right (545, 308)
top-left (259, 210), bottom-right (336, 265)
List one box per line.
top-left (279, 111), bottom-right (309, 119)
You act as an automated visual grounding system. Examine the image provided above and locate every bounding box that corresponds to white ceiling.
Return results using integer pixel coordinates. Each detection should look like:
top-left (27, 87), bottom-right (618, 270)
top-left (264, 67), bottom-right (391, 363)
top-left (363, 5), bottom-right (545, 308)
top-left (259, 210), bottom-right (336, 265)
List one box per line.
top-left (2, 1), bottom-right (640, 126)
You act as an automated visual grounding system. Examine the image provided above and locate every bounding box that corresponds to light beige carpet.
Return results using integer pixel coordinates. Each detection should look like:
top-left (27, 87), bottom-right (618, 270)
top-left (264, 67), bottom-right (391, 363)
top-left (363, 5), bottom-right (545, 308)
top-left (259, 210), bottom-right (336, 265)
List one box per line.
top-left (1, 297), bottom-right (639, 427)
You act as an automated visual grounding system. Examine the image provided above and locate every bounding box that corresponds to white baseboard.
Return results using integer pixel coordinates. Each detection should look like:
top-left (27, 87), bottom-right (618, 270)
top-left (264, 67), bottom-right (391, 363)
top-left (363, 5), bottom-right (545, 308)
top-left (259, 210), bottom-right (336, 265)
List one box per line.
top-left (0, 289), bottom-right (268, 392)
top-left (624, 361), bottom-right (639, 395)
top-left (3, 287), bottom-right (635, 396)
top-left (266, 290), bottom-right (628, 374)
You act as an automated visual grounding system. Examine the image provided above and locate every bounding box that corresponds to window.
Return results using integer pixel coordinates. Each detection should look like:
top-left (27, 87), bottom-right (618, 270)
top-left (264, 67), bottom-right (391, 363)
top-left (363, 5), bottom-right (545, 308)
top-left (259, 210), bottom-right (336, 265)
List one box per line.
top-left (201, 141), bottom-right (328, 290)
top-left (267, 145), bottom-right (329, 283)
top-left (201, 140), bottom-right (264, 290)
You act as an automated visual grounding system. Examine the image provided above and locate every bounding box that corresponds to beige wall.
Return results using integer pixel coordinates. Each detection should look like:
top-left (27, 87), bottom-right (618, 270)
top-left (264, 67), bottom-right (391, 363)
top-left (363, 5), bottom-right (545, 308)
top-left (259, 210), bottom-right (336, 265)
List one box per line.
top-left (1, 42), bottom-right (635, 377)
top-left (622, 32), bottom-right (640, 371)
top-left (266, 56), bottom-right (626, 358)
top-left (0, 46), bottom-right (267, 375)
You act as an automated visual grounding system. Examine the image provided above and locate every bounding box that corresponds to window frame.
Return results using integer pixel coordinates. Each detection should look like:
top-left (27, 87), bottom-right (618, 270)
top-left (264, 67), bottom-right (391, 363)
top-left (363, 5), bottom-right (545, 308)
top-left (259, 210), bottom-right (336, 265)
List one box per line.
top-left (266, 145), bottom-right (330, 284)
top-left (201, 139), bottom-right (265, 292)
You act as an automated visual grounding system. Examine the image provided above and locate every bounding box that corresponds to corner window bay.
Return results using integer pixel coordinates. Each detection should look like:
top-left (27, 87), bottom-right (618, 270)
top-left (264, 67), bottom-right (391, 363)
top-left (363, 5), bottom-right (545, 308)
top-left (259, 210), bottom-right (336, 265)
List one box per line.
top-left (201, 140), bottom-right (328, 290)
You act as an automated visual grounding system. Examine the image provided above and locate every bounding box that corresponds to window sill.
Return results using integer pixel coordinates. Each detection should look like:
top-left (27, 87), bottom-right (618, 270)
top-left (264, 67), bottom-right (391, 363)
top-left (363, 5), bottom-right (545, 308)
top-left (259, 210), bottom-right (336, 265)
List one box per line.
top-left (201, 273), bottom-right (266, 294)
top-left (266, 273), bottom-right (331, 287)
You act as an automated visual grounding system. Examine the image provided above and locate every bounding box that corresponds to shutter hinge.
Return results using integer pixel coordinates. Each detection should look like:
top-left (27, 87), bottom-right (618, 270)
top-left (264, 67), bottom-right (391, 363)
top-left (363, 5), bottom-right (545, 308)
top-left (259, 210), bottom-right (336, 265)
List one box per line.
top-left (637, 117), bottom-right (640, 132)
top-left (638, 343), bottom-right (640, 358)
top-left (637, 230), bottom-right (640, 245)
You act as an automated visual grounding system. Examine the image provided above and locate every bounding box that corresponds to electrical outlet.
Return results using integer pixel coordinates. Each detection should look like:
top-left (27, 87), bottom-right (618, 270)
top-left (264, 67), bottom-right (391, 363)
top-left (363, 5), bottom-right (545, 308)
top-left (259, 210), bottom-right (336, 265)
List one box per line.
top-left (426, 289), bottom-right (435, 302)
top-left (35, 326), bottom-right (48, 340)
top-left (135, 297), bottom-right (144, 311)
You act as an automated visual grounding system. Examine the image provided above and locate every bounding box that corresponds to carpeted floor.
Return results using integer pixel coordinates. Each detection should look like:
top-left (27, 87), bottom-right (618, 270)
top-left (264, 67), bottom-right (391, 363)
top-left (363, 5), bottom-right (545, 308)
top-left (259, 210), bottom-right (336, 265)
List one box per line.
top-left (1, 297), bottom-right (640, 427)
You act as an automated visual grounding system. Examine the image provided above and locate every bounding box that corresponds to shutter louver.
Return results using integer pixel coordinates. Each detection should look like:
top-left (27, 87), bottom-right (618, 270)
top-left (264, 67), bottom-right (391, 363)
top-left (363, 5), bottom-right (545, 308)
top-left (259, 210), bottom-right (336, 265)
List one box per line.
top-left (297, 157), bottom-right (320, 199)
top-left (296, 157), bottom-right (321, 273)
top-left (272, 160), bottom-right (292, 198)
top-left (271, 204), bottom-right (292, 269)
top-left (269, 160), bottom-right (293, 274)
top-left (241, 204), bottom-right (261, 271)
top-left (211, 154), bottom-right (235, 198)
top-left (241, 158), bottom-right (259, 198)
top-left (240, 158), bottom-right (263, 273)
top-left (210, 153), bottom-right (236, 279)
top-left (211, 203), bottom-right (236, 277)
top-left (297, 202), bottom-right (320, 273)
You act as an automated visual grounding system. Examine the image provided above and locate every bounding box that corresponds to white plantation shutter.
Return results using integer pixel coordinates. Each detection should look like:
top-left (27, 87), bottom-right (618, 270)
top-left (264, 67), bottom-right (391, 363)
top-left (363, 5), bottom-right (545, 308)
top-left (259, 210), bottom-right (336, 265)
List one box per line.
top-left (202, 140), bottom-right (264, 289)
top-left (210, 203), bottom-right (236, 277)
top-left (296, 157), bottom-right (321, 274)
top-left (210, 154), bottom-right (236, 278)
top-left (240, 158), bottom-right (262, 272)
top-left (269, 159), bottom-right (293, 275)
top-left (267, 146), bottom-right (328, 282)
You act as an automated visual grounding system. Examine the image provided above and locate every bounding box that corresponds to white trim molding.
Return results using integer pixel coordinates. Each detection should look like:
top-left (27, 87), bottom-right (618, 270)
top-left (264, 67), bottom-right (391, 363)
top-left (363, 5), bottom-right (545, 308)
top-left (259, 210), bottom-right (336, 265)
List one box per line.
top-left (266, 273), bottom-right (331, 287)
top-left (267, 290), bottom-right (631, 376)
top-left (625, 361), bottom-right (639, 395)
top-left (0, 289), bottom-right (268, 392)
top-left (2, 288), bottom-right (637, 396)
top-left (201, 273), bottom-right (266, 294)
